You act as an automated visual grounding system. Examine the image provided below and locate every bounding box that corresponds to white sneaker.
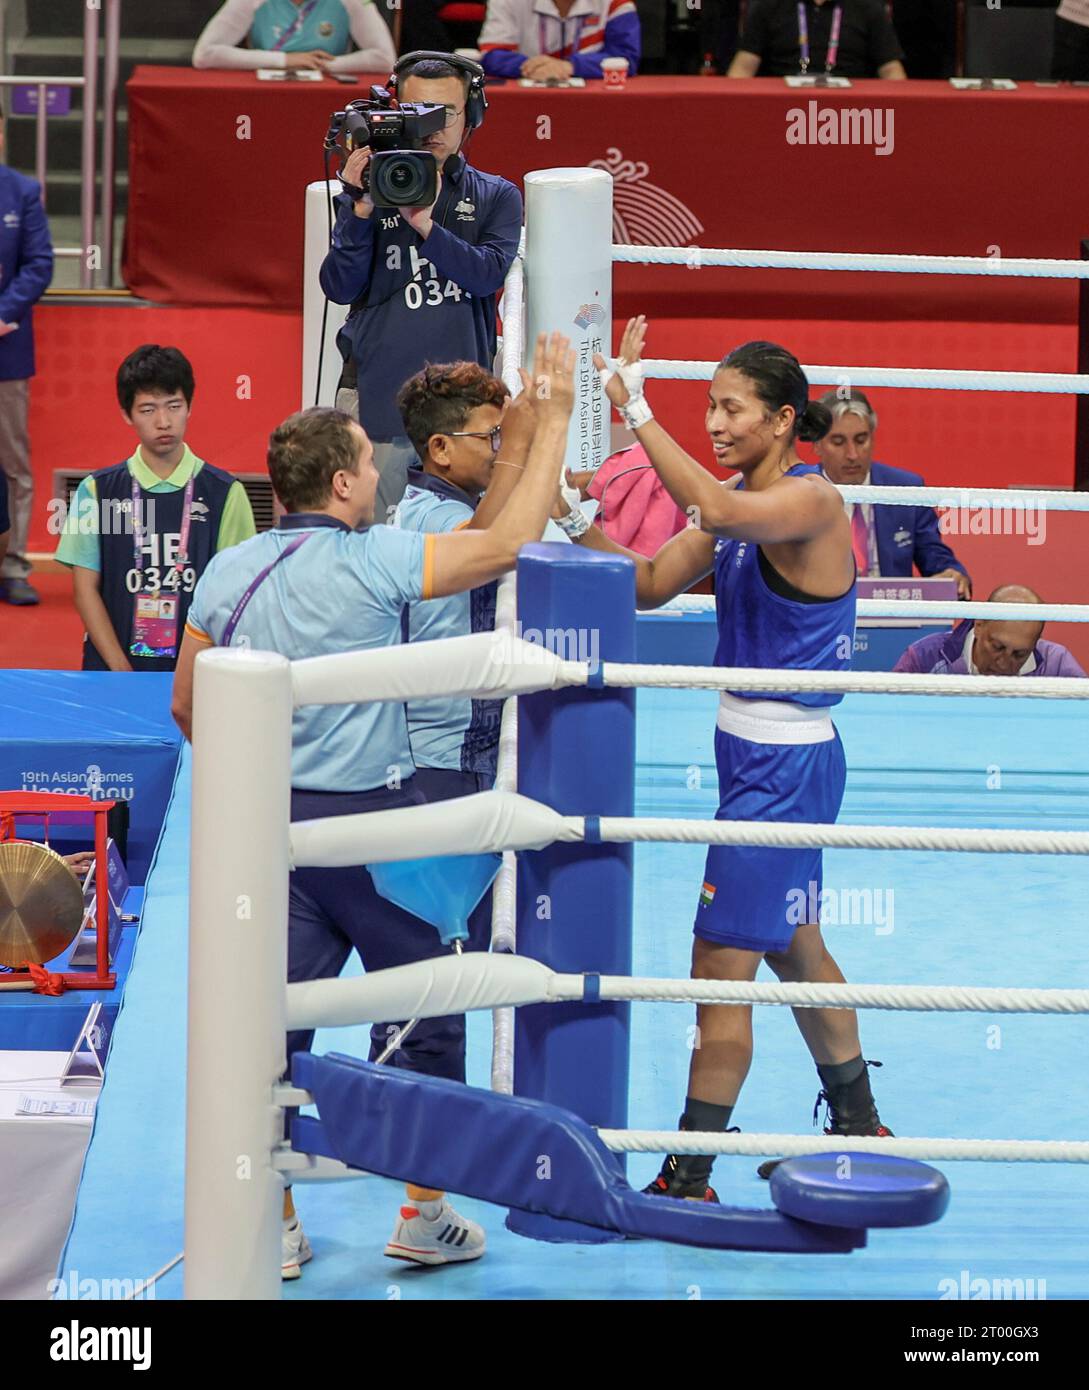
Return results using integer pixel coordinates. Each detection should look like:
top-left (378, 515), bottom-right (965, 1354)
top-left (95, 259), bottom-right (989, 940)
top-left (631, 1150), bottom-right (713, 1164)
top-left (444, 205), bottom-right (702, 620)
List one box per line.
top-left (384, 1199), bottom-right (486, 1266)
top-left (282, 1217), bottom-right (313, 1280)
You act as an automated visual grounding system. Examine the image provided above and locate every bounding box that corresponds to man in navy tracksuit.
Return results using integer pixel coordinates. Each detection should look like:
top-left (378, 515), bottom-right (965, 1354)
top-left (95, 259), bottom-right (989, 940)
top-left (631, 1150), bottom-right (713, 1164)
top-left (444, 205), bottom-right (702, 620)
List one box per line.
top-left (814, 388), bottom-right (971, 596)
top-left (319, 52), bottom-right (521, 523)
top-left (0, 104), bottom-right (54, 606)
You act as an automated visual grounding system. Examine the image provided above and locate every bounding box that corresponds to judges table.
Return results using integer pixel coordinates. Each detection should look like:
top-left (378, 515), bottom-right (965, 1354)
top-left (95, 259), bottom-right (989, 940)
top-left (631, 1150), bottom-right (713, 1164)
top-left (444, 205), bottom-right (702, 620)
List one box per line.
top-left (0, 1052), bottom-right (100, 1299)
top-left (125, 69), bottom-right (1089, 322)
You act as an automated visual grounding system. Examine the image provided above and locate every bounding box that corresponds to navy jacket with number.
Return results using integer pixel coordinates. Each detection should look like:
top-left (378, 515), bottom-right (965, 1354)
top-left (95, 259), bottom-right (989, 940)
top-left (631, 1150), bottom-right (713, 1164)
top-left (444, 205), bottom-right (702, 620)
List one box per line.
top-left (319, 154), bottom-right (522, 441)
top-left (0, 164), bottom-right (54, 381)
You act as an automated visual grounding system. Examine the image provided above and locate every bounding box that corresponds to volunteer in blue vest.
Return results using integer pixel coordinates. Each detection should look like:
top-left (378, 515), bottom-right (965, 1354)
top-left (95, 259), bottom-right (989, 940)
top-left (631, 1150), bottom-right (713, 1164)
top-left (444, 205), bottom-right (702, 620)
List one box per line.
top-left (193, 0), bottom-right (395, 72)
top-left (320, 51), bottom-right (522, 523)
top-left (0, 100), bottom-right (54, 607)
top-left (55, 346), bottom-right (256, 671)
top-left (172, 331), bottom-right (574, 1276)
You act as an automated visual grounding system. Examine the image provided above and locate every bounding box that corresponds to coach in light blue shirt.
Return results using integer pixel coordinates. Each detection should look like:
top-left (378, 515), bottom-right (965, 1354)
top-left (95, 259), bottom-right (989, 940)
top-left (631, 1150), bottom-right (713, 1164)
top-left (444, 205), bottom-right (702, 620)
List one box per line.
top-left (170, 351), bottom-right (574, 1277)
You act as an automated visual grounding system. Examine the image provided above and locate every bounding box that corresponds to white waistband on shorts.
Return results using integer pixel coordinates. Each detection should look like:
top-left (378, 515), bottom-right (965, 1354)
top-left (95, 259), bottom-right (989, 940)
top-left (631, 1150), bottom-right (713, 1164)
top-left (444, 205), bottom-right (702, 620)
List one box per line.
top-left (716, 690), bottom-right (835, 745)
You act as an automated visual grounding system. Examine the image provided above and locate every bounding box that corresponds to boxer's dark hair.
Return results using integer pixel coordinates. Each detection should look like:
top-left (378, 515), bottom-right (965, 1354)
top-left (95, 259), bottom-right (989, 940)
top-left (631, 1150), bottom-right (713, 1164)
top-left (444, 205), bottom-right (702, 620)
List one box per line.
top-left (719, 340), bottom-right (831, 442)
top-left (397, 360), bottom-right (509, 460)
top-left (117, 345), bottom-right (195, 414)
top-left (268, 407), bottom-right (360, 512)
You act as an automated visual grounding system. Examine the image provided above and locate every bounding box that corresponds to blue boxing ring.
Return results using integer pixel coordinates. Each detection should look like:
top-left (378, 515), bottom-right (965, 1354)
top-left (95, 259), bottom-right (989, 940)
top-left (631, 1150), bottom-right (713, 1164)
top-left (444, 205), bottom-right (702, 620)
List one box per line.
top-left (58, 545), bottom-right (1089, 1297)
top-left (166, 543), bottom-right (1089, 1300)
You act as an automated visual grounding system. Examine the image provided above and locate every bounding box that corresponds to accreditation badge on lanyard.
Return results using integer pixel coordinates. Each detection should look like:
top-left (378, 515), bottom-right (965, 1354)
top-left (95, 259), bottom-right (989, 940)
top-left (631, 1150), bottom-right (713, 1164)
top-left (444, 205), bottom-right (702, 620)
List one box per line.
top-left (129, 476), bottom-right (193, 660)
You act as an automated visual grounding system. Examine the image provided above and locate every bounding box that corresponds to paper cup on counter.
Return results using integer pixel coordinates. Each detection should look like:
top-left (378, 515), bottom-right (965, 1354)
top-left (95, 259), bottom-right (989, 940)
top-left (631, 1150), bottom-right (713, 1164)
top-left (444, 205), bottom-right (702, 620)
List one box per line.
top-left (601, 58), bottom-right (629, 90)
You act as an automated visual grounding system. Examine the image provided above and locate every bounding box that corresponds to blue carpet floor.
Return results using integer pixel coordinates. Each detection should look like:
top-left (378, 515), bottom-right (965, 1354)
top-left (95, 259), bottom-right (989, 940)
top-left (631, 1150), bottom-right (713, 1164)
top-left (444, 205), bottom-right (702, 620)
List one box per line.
top-left (60, 692), bottom-right (1089, 1299)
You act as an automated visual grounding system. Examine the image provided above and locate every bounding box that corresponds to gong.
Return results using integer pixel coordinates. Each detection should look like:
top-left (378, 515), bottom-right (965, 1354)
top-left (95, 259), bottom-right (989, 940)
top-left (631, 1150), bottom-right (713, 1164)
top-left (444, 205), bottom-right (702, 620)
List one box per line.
top-left (0, 840), bottom-right (85, 968)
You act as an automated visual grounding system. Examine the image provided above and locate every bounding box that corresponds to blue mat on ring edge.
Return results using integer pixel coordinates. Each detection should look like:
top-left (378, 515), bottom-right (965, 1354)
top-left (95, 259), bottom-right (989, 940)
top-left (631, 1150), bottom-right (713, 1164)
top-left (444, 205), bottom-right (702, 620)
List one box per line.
top-left (60, 692), bottom-right (1089, 1299)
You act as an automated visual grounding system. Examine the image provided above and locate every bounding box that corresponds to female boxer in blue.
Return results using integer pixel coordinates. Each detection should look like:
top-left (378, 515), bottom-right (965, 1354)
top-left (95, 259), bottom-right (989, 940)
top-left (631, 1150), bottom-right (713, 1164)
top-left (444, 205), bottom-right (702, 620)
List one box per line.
top-left (553, 318), bottom-right (891, 1198)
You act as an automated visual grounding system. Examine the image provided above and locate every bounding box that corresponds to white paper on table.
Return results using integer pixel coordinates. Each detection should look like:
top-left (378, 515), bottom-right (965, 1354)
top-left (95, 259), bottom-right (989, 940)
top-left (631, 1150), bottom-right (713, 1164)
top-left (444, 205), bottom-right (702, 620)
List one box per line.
top-left (949, 77), bottom-right (1016, 91)
top-left (256, 68), bottom-right (324, 81)
top-left (15, 1093), bottom-right (97, 1118)
top-left (784, 75), bottom-right (852, 88)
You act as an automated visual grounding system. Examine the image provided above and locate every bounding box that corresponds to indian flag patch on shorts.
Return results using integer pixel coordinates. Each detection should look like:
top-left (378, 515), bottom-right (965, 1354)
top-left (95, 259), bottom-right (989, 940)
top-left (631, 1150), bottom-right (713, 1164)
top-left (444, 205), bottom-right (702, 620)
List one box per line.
top-left (699, 881), bottom-right (716, 908)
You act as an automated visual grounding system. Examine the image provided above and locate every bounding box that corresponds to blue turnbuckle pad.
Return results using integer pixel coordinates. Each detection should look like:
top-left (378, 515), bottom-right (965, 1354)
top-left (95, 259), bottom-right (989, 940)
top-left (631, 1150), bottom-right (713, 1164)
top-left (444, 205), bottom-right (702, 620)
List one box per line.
top-left (769, 1151), bottom-right (950, 1229)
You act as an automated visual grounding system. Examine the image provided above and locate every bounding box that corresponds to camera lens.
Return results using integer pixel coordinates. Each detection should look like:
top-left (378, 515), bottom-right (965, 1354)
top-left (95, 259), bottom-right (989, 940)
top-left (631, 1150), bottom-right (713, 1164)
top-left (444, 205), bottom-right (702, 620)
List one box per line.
top-left (372, 152), bottom-right (434, 207)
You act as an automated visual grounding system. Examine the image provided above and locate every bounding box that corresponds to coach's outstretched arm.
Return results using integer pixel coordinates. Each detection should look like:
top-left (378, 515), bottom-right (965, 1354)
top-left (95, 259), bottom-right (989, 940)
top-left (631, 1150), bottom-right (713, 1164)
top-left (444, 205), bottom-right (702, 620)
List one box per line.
top-left (428, 332), bottom-right (575, 597)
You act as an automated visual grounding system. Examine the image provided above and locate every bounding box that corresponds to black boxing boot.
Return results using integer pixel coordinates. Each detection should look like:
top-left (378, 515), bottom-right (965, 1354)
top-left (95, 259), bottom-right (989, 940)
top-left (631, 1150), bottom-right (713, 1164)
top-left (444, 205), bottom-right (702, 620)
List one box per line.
top-left (642, 1101), bottom-right (734, 1202)
top-left (817, 1057), bottom-right (893, 1137)
top-left (758, 1058), bottom-right (892, 1180)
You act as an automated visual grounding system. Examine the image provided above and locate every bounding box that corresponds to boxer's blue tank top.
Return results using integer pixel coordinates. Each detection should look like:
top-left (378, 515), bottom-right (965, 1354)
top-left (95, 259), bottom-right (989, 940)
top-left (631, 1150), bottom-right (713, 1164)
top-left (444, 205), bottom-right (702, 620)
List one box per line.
top-left (712, 462), bottom-right (856, 709)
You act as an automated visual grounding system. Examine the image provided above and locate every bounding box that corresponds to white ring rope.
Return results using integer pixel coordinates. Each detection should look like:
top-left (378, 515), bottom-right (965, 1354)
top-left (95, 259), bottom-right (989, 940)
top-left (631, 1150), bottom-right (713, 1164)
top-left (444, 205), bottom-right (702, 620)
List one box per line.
top-left (658, 594), bottom-right (1089, 624)
top-left (596, 1130), bottom-right (1089, 1163)
top-left (641, 359), bottom-right (1089, 396)
top-left (602, 660), bottom-right (1089, 698)
top-left (834, 484), bottom-right (1089, 511)
top-left (613, 243), bottom-right (1089, 280)
top-left (290, 633), bottom-right (1089, 709)
top-left (593, 975), bottom-right (1089, 1014)
top-left (596, 816), bottom-right (1089, 856)
top-left (286, 955), bottom-right (1089, 1036)
top-left (291, 789), bottom-right (1089, 871)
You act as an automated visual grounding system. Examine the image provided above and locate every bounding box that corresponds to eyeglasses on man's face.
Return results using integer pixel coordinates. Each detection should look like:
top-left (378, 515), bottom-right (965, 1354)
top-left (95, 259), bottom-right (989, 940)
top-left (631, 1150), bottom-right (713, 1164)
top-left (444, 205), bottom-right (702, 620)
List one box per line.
top-left (442, 105), bottom-right (466, 127)
top-left (446, 424), bottom-right (502, 453)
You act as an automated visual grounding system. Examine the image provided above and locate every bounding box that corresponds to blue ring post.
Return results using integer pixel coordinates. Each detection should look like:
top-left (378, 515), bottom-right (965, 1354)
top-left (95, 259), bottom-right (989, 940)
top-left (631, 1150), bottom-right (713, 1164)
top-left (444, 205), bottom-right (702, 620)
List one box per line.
top-left (507, 543), bottom-right (636, 1243)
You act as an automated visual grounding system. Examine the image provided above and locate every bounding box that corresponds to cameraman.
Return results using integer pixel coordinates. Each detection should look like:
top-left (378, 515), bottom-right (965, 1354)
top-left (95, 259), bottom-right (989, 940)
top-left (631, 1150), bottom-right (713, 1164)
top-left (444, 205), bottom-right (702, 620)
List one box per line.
top-left (320, 53), bottom-right (522, 522)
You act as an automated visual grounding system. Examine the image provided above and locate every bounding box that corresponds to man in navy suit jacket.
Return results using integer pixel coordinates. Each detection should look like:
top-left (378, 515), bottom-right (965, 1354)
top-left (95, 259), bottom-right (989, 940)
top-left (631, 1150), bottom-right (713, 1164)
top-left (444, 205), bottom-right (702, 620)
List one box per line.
top-left (814, 389), bottom-right (971, 598)
top-left (0, 103), bottom-right (54, 606)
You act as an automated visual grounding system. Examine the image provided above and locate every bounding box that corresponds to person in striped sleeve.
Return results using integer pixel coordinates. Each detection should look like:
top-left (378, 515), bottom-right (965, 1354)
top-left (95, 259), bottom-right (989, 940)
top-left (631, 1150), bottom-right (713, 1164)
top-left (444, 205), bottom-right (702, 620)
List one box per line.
top-left (479, 0), bottom-right (640, 81)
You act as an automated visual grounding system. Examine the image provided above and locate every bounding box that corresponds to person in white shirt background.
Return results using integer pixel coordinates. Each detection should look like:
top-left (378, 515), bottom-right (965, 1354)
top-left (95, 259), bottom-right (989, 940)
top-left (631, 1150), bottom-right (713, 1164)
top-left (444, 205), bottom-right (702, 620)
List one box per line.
top-left (193, 0), bottom-right (395, 74)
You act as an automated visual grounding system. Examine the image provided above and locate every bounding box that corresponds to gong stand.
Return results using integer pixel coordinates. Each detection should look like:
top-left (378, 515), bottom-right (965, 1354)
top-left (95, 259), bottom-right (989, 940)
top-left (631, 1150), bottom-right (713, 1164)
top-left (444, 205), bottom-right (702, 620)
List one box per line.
top-left (0, 792), bottom-right (117, 990)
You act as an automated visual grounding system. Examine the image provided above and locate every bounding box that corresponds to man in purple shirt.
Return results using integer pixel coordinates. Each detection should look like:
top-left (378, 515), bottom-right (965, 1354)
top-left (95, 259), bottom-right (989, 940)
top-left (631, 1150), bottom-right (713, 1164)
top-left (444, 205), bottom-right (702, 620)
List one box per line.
top-left (895, 585), bottom-right (1087, 678)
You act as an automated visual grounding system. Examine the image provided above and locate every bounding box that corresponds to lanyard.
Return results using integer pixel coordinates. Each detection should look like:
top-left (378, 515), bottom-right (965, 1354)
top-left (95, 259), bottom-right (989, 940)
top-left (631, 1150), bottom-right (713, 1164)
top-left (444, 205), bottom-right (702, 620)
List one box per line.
top-left (272, 0), bottom-right (321, 51)
top-left (132, 474), bottom-right (193, 574)
top-left (221, 532), bottom-right (314, 647)
top-left (798, 3), bottom-right (842, 75)
top-left (539, 12), bottom-right (586, 60)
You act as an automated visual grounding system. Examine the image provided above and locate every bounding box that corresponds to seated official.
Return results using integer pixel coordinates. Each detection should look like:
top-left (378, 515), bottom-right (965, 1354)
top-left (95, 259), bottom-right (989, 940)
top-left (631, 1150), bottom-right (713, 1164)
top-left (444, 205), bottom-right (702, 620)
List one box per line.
top-left (728, 0), bottom-right (906, 78)
top-left (814, 388), bottom-right (970, 598)
top-left (895, 586), bottom-right (1087, 678)
top-left (479, 0), bottom-right (640, 80)
top-left (565, 443), bottom-right (687, 558)
top-left (193, 0), bottom-right (394, 73)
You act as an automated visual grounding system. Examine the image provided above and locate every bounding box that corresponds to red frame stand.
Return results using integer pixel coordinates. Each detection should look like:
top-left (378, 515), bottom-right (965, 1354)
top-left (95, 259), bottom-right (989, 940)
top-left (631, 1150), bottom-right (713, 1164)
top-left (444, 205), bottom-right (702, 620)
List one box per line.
top-left (0, 791), bottom-right (118, 990)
